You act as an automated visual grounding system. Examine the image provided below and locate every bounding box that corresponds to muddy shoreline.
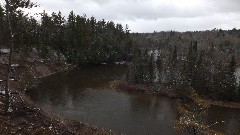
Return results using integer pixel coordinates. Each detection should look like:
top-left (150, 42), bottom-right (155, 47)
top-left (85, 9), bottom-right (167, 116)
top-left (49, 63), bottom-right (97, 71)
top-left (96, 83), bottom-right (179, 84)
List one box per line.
top-left (110, 80), bottom-right (240, 109)
top-left (0, 52), bottom-right (116, 135)
top-left (1, 50), bottom-right (240, 134)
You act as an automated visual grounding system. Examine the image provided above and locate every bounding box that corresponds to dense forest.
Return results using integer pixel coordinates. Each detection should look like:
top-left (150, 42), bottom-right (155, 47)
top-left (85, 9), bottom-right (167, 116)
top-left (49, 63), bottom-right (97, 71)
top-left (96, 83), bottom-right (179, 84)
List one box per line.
top-left (0, 4), bottom-right (133, 66)
top-left (126, 30), bottom-right (240, 102)
top-left (0, 1), bottom-right (135, 134)
top-left (1, 1), bottom-right (240, 135)
top-left (1, 1), bottom-right (240, 102)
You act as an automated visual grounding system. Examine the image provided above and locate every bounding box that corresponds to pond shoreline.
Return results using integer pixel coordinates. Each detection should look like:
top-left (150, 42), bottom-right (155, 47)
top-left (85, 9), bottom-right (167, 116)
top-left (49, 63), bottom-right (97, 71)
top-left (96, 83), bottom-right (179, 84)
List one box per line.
top-left (2, 53), bottom-right (239, 134)
top-left (0, 52), bottom-right (116, 135)
top-left (110, 80), bottom-right (240, 109)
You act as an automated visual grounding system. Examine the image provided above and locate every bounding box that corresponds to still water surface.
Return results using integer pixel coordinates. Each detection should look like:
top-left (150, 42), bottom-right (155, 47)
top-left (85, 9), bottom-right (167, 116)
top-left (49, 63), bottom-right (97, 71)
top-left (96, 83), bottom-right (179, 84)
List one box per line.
top-left (27, 65), bottom-right (240, 135)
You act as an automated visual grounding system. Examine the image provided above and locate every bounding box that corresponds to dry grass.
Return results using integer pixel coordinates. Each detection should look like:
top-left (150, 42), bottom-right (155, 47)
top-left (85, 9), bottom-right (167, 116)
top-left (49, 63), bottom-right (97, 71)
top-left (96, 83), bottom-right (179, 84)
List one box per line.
top-left (109, 80), bottom-right (177, 97)
top-left (110, 80), bottom-right (147, 94)
top-left (110, 80), bottom-right (240, 109)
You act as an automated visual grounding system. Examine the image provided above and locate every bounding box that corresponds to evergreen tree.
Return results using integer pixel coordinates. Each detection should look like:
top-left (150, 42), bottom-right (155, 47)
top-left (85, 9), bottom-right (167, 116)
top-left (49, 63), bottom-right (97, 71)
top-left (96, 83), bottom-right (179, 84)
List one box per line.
top-left (3, 0), bottom-right (35, 114)
top-left (183, 43), bottom-right (194, 85)
top-left (148, 53), bottom-right (155, 84)
top-left (194, 51), bottom-right (211, 96)
top-left (0, 4), bottom-right (5, 47)
top-left (28, 17), bottom-right (39, 50)
top-left (13, 11), bottom-right (33, 53)
top-left (171, 45), bottom-right (177, 68)
top-left (156, 53), bottom-right (163, 84)
top-left (133, 48), bottom-right (143, 84)
top-left (193, 41), bottom-right (198, 52)
top-left (237, 81), bottom-right (240, 101)
top-left (0, 2), bottom-right (134, 69)
top-left (51, 11), bottom-right (65, 56)
top-left (39, 10), bottom-right (52, 57)
top-left (65, 11), bottom-right (77, 63)
top-left (224, 55), bottom-right (237, 101)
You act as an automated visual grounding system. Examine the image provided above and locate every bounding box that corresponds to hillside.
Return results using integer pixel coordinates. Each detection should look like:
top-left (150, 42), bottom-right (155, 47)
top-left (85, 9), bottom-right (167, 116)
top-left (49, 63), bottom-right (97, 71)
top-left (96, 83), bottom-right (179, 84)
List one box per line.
top-left (0, 50), bottom-right (115, 135)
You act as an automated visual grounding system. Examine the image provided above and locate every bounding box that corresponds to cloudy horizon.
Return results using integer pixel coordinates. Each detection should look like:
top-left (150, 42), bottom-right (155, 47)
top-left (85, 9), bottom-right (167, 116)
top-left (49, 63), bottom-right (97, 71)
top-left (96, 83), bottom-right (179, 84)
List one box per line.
top-left (1, 0), bottom-right (240, 32)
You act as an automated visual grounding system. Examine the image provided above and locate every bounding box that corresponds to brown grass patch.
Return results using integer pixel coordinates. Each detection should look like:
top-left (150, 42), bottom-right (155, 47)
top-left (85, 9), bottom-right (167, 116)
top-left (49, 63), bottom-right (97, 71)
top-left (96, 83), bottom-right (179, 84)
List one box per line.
top-left (110, 80), bottom-right (148, 94)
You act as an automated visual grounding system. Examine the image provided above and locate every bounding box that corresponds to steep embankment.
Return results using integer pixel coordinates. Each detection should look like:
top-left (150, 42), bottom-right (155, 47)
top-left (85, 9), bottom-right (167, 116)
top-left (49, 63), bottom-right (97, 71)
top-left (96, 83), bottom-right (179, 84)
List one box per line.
top-left (0, 50), bottom-right (115, 135)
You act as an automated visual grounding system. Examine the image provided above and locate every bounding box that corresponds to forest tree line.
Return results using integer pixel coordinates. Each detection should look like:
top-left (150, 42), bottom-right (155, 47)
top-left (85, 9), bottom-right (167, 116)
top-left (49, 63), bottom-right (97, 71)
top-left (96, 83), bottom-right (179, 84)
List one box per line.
top-left (0, 4), bottom-right (133, 65)
top-left (1, 2), bottom-right (240, 102)
top-left (127, 31), bottom-right (240, 102)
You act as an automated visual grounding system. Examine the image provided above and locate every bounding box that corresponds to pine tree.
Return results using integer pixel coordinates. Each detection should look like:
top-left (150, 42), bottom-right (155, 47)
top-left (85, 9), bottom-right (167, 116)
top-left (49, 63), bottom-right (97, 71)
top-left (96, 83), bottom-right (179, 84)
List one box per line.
top-left (133, 49), bottom-right (142, 84)
top-left (65, 11), bottom-right (77, 63)
top-left (39, 10), bottom-right (52, 57)
top-left (0, 4), bottom-right (5, 47)
top-left (13, 11), bottom-right (33, 53)
top-left (148, 53), bottom-right (155, 84)
top-left (237, 81), bottom-right (240, 101)
top-left (28, 17), bottom-right (39, 50)
top-left (194, 51), bottom-right (210, 96)
top-left (3, 0), bottom-right (35, 114)
top-left (156, 53), bottom-right (163, 84)
top-left (171, 45), bottom-right (177, 69)
top-left (184, 43), bottom-right (194, 85)
top-left (193, 41), bottom-right (198, 52)
top-left (51, 11), bottom-right (65, 55)
top-left (224, 55), bottom-right (237, 101)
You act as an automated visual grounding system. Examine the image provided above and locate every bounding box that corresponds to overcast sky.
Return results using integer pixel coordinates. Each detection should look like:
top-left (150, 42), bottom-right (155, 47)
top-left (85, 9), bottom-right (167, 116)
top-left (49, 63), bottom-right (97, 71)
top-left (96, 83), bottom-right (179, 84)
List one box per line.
top-left (1, 0), bottom-right (240, 32)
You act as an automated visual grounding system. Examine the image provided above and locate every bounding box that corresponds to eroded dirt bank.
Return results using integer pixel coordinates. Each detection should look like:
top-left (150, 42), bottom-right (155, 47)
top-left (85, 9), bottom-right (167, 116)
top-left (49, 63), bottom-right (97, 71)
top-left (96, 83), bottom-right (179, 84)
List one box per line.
top-left (0, 50), bottom-right (115, 135)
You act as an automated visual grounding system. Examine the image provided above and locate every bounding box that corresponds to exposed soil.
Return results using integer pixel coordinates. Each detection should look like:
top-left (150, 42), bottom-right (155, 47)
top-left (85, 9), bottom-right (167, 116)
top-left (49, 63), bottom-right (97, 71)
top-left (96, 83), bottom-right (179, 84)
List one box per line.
top-left (0, 50), bottom-right (116, 135)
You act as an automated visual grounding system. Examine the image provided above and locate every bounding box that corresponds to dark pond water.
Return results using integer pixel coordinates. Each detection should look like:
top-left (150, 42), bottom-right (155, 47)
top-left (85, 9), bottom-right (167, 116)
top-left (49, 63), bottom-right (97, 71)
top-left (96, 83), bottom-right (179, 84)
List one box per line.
top-left (27, 65), bottom-right (240, 135)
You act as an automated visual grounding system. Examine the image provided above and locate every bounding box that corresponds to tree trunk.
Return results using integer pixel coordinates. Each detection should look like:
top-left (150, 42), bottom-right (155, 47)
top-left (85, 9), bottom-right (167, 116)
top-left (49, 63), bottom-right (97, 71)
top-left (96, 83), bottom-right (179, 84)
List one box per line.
top-left (4, 0), bottom-right (14, 114)
top-left (193, 126), bottom-right (196, 135)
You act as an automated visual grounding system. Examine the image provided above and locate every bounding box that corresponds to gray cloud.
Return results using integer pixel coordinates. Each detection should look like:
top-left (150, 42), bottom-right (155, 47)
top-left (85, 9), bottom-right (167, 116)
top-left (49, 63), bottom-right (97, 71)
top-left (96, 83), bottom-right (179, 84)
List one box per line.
top-left (1, 0), bottom-right (240, 32)
top-left (205, 0), bottom-right (240, 13)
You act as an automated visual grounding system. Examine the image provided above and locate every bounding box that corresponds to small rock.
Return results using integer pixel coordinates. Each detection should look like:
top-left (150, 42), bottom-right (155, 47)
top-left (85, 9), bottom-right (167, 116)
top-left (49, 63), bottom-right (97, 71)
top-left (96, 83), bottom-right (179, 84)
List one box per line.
top-left (49, 125), bottom-right (52, 130)
top-left (11, 64), bottom-right (20, 67)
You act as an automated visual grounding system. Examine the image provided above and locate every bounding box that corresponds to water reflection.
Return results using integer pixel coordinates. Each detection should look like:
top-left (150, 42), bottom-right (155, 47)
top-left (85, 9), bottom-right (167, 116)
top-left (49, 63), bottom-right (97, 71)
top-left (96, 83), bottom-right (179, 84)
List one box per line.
top-left (208, 106), bottom-right (240, 135)
top-left (27, 65), bottom-right (240, 135)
